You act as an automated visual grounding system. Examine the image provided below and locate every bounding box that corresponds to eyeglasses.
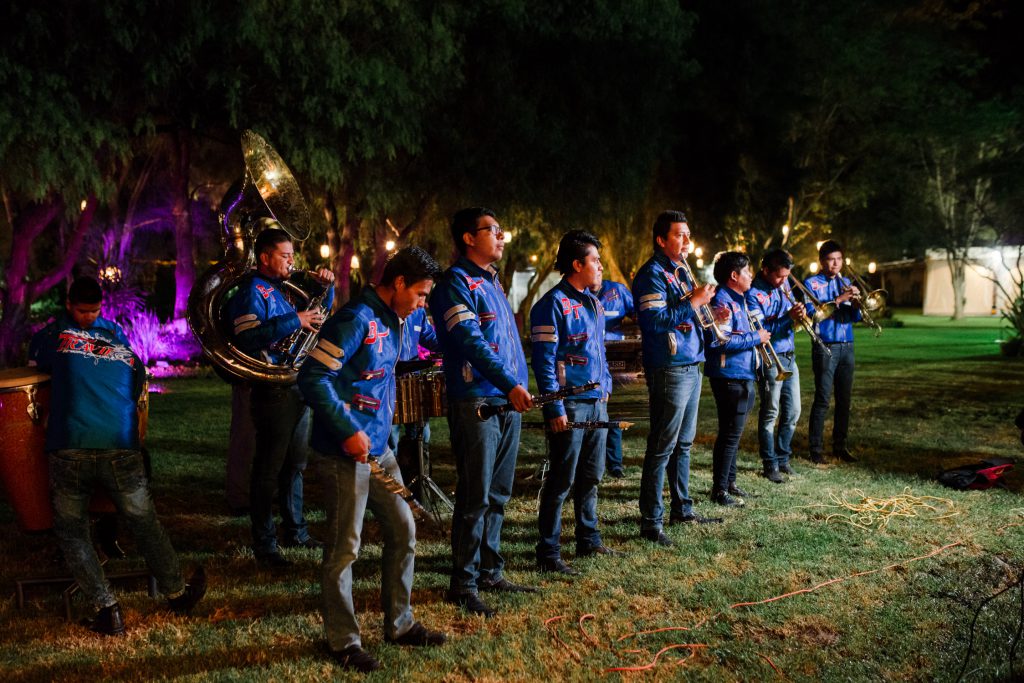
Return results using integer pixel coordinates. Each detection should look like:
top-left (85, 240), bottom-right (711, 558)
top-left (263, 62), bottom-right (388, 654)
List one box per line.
top-left (474, 224), bottom-right (505, 238)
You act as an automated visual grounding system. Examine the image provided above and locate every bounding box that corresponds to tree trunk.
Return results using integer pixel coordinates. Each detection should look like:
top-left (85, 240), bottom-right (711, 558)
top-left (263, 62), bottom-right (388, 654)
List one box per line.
top-left (948, 253), bottom-right (966, 320)
top-left (171, 130), bottom-right (194, 320)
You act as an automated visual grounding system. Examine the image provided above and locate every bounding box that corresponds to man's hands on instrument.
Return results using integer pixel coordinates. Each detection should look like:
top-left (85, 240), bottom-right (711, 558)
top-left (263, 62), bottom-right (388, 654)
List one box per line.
top-left (788, 303), bottom-right (808, 321)
top-left (756, 328), bottom-right (771, 344)
top-left (837, 285), bottom-right (861, 305)
top-left (690, 283), bottom-right (716, 309)
top-left (311, 268), bottom-right (336, 286)
top-left (342, 431), bottom-right (371, 463)
top-left (547, 414), bottom-right (570, 433)
top-left (297, 309), bottom-right (326, 331)
top-left (507, 385), bottom-right (534, 413)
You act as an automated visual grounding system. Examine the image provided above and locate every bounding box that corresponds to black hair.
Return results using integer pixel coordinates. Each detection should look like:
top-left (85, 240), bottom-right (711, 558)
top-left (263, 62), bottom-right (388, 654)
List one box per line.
top-left (652, 210), bottom-right (688, 251)
top-left (760, 248), bottom-right (794, 272)
top-left (818, 239), bottom-right (843, 261)
top-left (449, 207), bottom-right (497, 255)
top-left (380, 246), bottom-right (443, 287)
top-left (554, 230), bottom-right (602, 277)
top-left (67, 276), bottom-right (103, 305)
top-left (254, 222), bottom-right (292, 257)
top-left (713, 251), bottom-right (750, 285)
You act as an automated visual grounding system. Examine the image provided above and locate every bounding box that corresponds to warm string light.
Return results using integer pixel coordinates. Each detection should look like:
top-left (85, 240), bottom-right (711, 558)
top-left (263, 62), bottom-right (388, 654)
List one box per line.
top-left (868, 262), bottom-right (877, 274)
top-left (319, 244), bottom-right (331, 259)
top-left (385, 240), bottom-right (396, 252)
top-left (809, 262), bottom-right (819, 274)
top-left (350, 254), bottom-right (360, 269)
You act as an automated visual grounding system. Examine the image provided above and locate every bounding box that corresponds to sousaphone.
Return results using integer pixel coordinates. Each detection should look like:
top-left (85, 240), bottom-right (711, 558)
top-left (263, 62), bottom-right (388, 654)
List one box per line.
top-left (187, 130), bottom-right (318, 385)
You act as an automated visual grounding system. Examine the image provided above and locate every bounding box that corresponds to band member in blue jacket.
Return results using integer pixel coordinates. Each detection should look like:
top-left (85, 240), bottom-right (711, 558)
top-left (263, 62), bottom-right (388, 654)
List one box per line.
top-left (595, 279), bottom-right (634, 478)
top-left (227, 223), bottom-right (335, 568)
top-left (29, 276), bottom-right (204, 636)
top-left (298, 247), bottom-right (446, 673)
top-left (531, 231), bottom-right (619, 576)
top-left (429, 207), bottom-right (536, 619)
top-left (803, 240), bottom-right (862, 464)
top-left (746, 249), bottom-right (805, 482)
top-left (705, 252), bottom-right (771, 507)
top-left (632, 210), bottom-right (721, 547)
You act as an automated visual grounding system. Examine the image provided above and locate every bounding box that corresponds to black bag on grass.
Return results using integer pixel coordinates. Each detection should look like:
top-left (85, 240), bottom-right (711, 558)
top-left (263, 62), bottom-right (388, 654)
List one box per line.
top-left (937, 458), bottom-right (1014, 490)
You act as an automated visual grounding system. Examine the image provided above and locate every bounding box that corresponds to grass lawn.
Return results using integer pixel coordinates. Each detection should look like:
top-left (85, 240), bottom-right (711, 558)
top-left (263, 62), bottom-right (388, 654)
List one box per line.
top-left (2, 314), bottom-right (1023, 681)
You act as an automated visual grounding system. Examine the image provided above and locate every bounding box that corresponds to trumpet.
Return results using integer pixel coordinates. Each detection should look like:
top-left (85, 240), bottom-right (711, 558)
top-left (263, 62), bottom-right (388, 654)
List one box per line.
top-left (747, 307), bottom-right (793, 381)
top-left (780, 282), bottom-right (832, 358)
top-left (675, 258), bottom-right (730, 343)
top-left (787, 275), bottom-right (836, 323)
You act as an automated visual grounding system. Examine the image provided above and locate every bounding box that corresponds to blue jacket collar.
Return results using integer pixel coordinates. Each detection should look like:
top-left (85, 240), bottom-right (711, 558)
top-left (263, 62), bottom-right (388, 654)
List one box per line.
top-left (455, 256), bottom-right (500, 282)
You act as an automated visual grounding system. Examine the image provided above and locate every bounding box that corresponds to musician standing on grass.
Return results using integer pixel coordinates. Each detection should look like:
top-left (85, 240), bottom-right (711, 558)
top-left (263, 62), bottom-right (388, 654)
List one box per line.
top-left (746, 249), bottom-right (805, 483)
top-left (29, 276), bottom-right (205, 636)
top-left (298, 247), bottom-right (447, 673)
top-left (228, 222), bottom-right (335, 568)
top-left (804, 240), bottom-right (861, 465)
top-left (594, 278), bottom-right (634, 478)
top-left (531, 231), bottom-right (619, 577)
top-left (429, 207), bottom-right (536, 619)
top-left (633, 210), bottom-right (722, 548)
top-left (704, 252), bottom-right (770, 507)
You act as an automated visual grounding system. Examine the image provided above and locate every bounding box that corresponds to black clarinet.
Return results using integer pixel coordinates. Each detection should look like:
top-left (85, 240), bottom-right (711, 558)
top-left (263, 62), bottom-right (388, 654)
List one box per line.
top-left (476, 382), bottom-right (600, 421)
top-left (522, 420), bottom-right (635, 431)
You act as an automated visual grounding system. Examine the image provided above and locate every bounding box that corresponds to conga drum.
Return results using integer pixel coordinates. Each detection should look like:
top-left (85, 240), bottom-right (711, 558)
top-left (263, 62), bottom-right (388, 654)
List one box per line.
top-left (0, 368), bottom-right (140, 532)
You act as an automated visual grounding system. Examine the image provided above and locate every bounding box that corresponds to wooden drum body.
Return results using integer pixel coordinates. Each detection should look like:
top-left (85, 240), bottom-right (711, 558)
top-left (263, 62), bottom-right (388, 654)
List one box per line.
top-left (0, 368), bottom-right (57, 531)
top-left (393, 372), bottom-right (447, 424)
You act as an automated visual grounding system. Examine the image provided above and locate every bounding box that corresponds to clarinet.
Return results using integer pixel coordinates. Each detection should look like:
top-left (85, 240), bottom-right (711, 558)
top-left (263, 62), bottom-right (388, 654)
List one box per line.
top-left (522, 420), bottom-right (635, 431)
top-left (476, 382), bottom-right (600, 421)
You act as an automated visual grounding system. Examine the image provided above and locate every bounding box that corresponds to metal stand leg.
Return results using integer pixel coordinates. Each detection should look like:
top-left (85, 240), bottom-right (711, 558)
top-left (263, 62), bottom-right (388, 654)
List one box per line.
top-left (406, 421), bottom-right (453, 527)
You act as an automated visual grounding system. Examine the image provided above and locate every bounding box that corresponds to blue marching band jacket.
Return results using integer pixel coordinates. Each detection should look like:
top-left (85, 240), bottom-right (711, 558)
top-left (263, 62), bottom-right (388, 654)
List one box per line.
top-left (28, 314), bottom-right (146, 452)
top-left (297, 287), bottom-right (402, 459)
top-left (704, 287), bottom-right (762, 380)
top-left (399, 306), bottom-right (439, 361)
top-left (530, 279), bottom-right (613, 420)
top-left (428, 257), bottom-right (529, 402)
top-left (596, 279), bottom-right (634, 341)
top-left (802, 273), bottom-right (862, 343)
top-left (228, 272), bottom-right (336, 363)
top-left (631, 252), bottom-right (705, 370)
top-left (746, 274), bottom-right (796, 354)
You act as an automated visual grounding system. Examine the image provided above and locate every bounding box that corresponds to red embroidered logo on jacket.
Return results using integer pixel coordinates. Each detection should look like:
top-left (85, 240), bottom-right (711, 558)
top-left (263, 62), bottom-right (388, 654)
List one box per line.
top-left (756, 292), bottom-right (768, 305)
top-left (256, 284), bottom-right (274, 299)
top-left (464, 275), bottom-right (485, 291)
top-left (363, 321), bottom-right (390, 352)
top-left (676, 322), bottom-right (693, 333)
top-left (479, 312), bottom-right (496, 323)
top-left (560, 297), bottom-right (583, 320)
top-left (811, 281), bottom-right (825, 291)
top-left (353, 394), bottom-right (381, 411)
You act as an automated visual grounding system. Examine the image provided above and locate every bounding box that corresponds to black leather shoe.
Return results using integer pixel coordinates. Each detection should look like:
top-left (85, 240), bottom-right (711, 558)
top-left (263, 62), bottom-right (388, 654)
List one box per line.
top-left (577, 545), bottom-right (623, 557)
top-left (255, 552), bottom-right (292, 569)
top-left (606, 468), bottom-right (625, 479)
top-left (711, 490), bottom-right (744, 507)
top-left (86, 603), bottom-right (126, 636)
top-left (480, 577), bottom-right (539, 593)
top-left (728, 484), bottom-right (751, 497)
top-left (537, 557), bottom-right (579, 575)
top-left (809, 453), bottom-right (827, 464)
top-left (281, 537), bottom-right (325, 550)
top-left (328, 645), bottom-right (382, 672)
top-left (385, 621), bottom-right (447, 647)
top-left (834, 449), bottom-right (857, 462)
top-left (167, 566), bottom-right (207, 615)
top-left (761, 468), bottom-right (784, 483)
top-left (670, 513), bottom-right (723, 525)
top-left (445, 591), bottom-right (496, 618)
top-left (640, 529), bottom-right (674, 546)
top-left (779, 463), bottom-right (798, 475)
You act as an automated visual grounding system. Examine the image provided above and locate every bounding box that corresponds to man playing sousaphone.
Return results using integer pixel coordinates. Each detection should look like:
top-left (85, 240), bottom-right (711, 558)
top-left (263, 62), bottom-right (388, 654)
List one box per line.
top-left (227, 221), bottom-right (335, 568)
top-left (298, 247), bottom-right (447, 673)
top-left (803, 239), bottom-right (862, 464)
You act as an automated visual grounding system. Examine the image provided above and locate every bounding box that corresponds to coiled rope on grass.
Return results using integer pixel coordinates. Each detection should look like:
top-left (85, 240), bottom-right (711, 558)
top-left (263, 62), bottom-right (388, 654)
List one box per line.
top-left (800, 486), bottom-right (959, 530)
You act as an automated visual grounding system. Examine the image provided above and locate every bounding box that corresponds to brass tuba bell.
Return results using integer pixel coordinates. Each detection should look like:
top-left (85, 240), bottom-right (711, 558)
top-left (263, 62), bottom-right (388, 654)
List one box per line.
top-left (187, 130), bottom-right (322, 385)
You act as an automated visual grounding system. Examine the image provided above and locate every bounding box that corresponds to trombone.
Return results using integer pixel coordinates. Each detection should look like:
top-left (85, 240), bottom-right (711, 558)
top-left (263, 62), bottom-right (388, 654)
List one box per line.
top-left (841, 269), bottom-right (884, 337)
top-left (780, 283), bottom-right (832, 358)
top-left (675, 258), bottom-right (730, 344)
top-left (746, 307), bottom-right (793, 381)
top-left (787, 275), bottom-right (836, 323)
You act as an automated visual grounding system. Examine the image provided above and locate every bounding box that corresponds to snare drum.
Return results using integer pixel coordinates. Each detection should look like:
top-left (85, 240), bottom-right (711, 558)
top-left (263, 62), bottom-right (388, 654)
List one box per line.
top-left (393, 372), bottom-right (447, 424)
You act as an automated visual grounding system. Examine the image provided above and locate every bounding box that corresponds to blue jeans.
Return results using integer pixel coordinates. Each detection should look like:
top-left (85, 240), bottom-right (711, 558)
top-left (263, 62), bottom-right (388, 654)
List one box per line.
top-left (249, 384), bottom-right (311, 555)
top-left (605, 426), bottom-right (623, 473)
top-left (49, 449), bottom-right (184, 609)
top-left (537, 400), bottom-right (607, 560)
top-left (320, 451), bottom-right (415, 651)
top-left (709, 378), bottom-right (756, 492)
top-left (448, 397), bottom-right (521, 594)
top-left (757, 353), bottom-right (801, 469)
top-left (809, 342), bottom-right (855, 456)
top-left (639, 364), bottom-right (702, 532)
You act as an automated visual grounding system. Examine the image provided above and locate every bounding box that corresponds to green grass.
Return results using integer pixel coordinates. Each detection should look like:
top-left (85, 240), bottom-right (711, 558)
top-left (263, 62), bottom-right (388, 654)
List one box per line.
top-left (2, 317), bottom-right (1023, 681)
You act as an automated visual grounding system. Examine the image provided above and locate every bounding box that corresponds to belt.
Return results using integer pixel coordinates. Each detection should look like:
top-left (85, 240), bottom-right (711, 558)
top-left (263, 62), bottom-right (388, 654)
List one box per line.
top-left (823, 341), bottom-right (852, 346)
top-left (778, 351), bottom-right (795, 358)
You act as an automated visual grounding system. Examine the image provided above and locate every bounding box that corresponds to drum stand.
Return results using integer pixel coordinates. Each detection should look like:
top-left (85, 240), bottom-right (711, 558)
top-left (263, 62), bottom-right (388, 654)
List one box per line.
top-left (406, 421), bottom-right (453, 526)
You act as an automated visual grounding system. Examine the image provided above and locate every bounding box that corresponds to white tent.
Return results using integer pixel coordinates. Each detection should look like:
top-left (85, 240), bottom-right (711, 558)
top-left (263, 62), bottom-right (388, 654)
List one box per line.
top-left (922, 246), bottom-right (1023, 317)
